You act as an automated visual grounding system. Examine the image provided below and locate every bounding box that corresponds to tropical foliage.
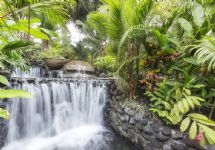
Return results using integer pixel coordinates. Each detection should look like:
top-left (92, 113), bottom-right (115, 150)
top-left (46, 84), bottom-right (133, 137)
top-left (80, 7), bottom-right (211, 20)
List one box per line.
top-left (84, 0), bottom-right (215, 146)
top-left (0, 0), bottom-right (215, 147)
top-left (0, 75), bottom-right (32, 119)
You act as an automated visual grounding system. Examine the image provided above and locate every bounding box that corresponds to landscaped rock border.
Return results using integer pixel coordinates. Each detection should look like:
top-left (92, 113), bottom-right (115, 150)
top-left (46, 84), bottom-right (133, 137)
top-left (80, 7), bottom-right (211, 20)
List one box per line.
top-left (104, 80), bottom-right (205, 150)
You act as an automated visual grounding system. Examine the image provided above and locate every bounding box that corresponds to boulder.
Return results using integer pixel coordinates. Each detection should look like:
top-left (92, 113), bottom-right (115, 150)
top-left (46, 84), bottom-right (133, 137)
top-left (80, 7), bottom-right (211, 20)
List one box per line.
top-left (43, 58), bottom-right (69, 70)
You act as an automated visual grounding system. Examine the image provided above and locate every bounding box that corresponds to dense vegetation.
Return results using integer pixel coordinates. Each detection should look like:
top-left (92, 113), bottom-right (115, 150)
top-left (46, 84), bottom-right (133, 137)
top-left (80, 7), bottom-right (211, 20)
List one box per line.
top-left (0, 0), bottom-right (215, 147)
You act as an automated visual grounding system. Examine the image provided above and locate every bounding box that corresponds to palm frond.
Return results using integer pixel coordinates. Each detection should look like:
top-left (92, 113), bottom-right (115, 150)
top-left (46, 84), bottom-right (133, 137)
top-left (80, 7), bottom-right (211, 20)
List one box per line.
top-left (189, 36), bottom-right (215, 70)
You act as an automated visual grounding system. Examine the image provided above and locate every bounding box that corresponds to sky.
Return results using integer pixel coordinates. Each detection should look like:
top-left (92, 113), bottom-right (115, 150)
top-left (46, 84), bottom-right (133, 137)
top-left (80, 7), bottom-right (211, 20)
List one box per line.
top-left (67, 22), bottom-right (85, 45)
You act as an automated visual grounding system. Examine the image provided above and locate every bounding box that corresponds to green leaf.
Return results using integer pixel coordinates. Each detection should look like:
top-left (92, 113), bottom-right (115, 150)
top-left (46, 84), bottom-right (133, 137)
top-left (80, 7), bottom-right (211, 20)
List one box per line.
top-left (192, 84), bottom-right (205, 88)
top-left (182, 98), bottom-right (190, 113)
top-left (192, 99), bottom-right (201, 106)
top-left (0, 90), bottom-right (32, 99)
top-left (189, 114), bottom-right (215, 126)
top-left (199, 134), bottom-right (206, 147)
top-left (198, 124), bottom-right (215, 144)
top-left (174, 104), bottom-right (179, 116)
top-left (180, 117), bottom-right (190, 132)
top-left (0, 108), bottom-right (9, 119)
top-left (184, 57), bottom-right (199, 66)
top-left (191, 2), bottom-right (205, 27)
top-left (152, 29), bottom-right (167, 48)
top-left (178, 101), bottom-right (185, 114)
top-left (0, 75), bottom-right (9, 86)
top-left (186, 97), bottom-right (195, 110)
top-left (189, 121), bottom-right (197, 140)
top-left (184, 88), bottom-right (191, 95)
top-left (178, 18), bottom-right (194, 37)
top-left (162, 101), bottom-right (171, 110)
top-left (188, 113), bottom-right (209, 120)
top-left (1, 41), bottom-right (32, 52)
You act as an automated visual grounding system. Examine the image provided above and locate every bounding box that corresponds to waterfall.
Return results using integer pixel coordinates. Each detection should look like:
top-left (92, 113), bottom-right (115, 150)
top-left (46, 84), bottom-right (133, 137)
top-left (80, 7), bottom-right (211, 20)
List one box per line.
top-left (4, 67), bottom-right (137, 150)
top-left (3, 80), bottom-right (108, 150)
top-left (11, 67), bottom-right (44, 78)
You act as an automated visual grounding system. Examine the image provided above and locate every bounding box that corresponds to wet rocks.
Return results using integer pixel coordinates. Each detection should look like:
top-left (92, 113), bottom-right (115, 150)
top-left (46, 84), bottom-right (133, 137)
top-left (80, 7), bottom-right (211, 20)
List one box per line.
top-left (171, 140), bottom-right (187, 150)
top-left (161, 127), bottom-right (171, 136)
top-left (104, 80), bottom-right (202, 150)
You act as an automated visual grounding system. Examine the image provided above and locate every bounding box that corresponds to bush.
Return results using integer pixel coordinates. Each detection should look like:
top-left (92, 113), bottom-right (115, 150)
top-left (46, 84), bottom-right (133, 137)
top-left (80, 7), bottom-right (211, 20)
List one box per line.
top-left (40, 47), bottom-right (65, 59)
top-left (93, 55), bottom-right (116, 72)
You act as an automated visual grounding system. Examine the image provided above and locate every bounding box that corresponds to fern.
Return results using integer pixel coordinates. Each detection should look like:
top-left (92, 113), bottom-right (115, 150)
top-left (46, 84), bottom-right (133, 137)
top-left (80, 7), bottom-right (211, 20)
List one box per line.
top-left (190, 37), bottom-right (215, 71)
top-left (146, 77), bottom-right (215, 145)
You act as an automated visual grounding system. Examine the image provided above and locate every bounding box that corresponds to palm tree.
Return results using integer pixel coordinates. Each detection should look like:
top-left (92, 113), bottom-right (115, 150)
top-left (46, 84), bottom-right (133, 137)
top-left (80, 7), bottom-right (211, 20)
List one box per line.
top-left (87, 0), bottom-right (153, 98)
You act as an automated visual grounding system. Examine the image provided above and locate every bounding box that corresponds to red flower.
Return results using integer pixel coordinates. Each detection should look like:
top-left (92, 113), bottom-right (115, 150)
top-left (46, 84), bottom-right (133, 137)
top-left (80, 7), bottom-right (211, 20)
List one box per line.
top-left (196, 131), bottom-right (204, 142)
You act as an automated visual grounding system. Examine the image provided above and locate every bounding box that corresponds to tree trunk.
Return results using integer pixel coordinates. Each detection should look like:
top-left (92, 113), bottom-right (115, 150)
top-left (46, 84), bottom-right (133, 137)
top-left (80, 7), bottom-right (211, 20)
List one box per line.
top-left (127, 40), bottom-right (134, 99)
top-left (135, 42), bottom-right (140, 95)
top-left (41, 40), bottom-right (49, 50)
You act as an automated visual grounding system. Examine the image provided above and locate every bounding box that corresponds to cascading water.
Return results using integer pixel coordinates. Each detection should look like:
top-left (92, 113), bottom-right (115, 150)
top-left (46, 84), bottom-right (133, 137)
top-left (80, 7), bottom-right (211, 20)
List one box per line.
top-left (11, 67), bottom-right (44, 78)
top-left (3, 67), bottom-right (137, 150)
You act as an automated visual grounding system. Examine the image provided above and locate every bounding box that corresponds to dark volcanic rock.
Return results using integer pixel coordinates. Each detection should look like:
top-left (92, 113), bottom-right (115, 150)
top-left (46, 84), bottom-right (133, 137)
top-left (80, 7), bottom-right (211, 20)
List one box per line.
top-left (163, 144), bottom-right (172, 150)
top-left (150, 122), bottom-right (160, 133)
top-left (171, 140), bottom-right (187, 150)
top-left (134, 113), bottom-right (143, 122)
top-left (129, 117), bottom-right (136, 125)
top-left (142, 125), bottom-right (153, 135)
top-left (155, 131), bottom-right (169, 142)
top-left (140, 118), bottom-right (148, 126)
top-left (150, 136), bottom-right (163, 149)
top-left (161, 127), bottom-right (171, 136)
top-left (172, 130), bottom-right (183, 140)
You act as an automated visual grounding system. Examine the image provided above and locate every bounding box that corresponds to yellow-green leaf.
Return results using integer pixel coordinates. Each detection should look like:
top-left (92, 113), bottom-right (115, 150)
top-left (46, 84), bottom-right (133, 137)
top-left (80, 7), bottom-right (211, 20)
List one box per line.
top-left (188, 113), bottom-right (208, 120)
top-left (0, 90), bottom-right (32, 99)
top-left (186, 97), bottom-right (195, 110)
top-left (182, 98), bottom-right (189, 112)
top-left (174, 104), bottom-right (179, 116)
top-left (199, 124), bottom-right (215, 144)
top-left (189, 121), bottom-right (197, 140)
top-left (184, 88), bottom-right (191, 95)
top-left (0, 108), bottom-right (9, 119)
top-left (199, 134), bottom-right (206, 146)
top-left (192, 99), bottom-right (201, 106)
top-left (162, 101), bottom-right (171, 110)
top-left (0, 75), bottom-right (9, 86)
top-left (180, 117), bottom-right (190, 132)
top-left (178, 101), bottom-right (185, 114)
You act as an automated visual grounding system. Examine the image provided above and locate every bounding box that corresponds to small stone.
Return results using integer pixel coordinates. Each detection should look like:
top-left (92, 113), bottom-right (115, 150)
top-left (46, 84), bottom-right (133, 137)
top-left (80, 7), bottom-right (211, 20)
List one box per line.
top-left (111, 84), bottom-right (116, 90)
top-left (150, 136), bottom-right (163, 149)
top-left (140, 118), bottom-right (148, 126)
top-left (171, 140), bottom-right (187, 150)
top-left (136, 123), bottom-right (143, 131)
top-left (129, 117), bottom-right (136, 125)
top-left (150, 122), bottom-right (160, 133)
top-left (172, 130), bottom-right (183, 140)
top-left (161, 127), bottom-right (171, 136)
top-left (163, 144), bottom-right (172, 150)
top-left (134, 113), bottom-right (143, 121)
top-left (117, 108), bottom-right (124, 114)
top-left (142, 125), bottom-right (153, 135)
top-left (99, 73), bottom-right (107, 78)
top-left (124, 115), bottom-right (129, 122)
top-left (206, 145), bottom-right (215, 150)
top-left (115, 95), bottom-right (123, 101)
top-left (155, 132), bottom-right (169, 142)
top-left (124, 107), bottom-right (130, 114)
top-left (112, 90), bottom-right (118, 96)
top-left (127, 110), bottom-right (135, 117)
top-left (119, 116), bottom-right (125, 122)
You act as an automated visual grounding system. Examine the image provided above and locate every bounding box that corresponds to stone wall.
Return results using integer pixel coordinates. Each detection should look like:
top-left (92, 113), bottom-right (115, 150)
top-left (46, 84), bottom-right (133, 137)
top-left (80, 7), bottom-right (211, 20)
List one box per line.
top-left (104, 80), bottom-right (204, 150)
